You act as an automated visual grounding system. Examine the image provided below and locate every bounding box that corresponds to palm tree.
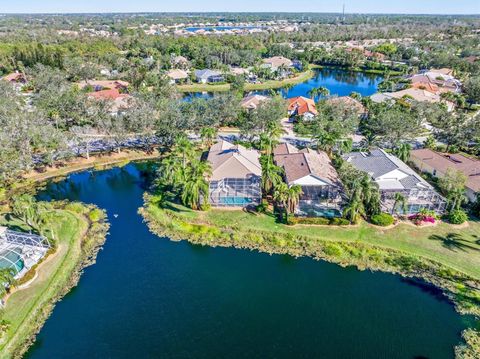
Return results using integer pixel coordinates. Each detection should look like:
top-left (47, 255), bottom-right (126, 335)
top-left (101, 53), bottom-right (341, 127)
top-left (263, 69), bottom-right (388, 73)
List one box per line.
top-left (308, 86), bottom-right (329, 101)
top-left (173, 134), bottom-right (195, 171)
top-left (0, 268), bottom-right (16, 297)
top-left (260, 155), bottom-right (284, 195)
top-left (396, 143), bottom-right (411, 162)
top-left (392, 192), bottom-right (407, 215)
top-left (200, 127), bottom-right (217, 149)
top-left (307, 87), bottom-right (319, 100)
top-left (273, 182), bottom-right (290, 216)
top-left (343, 193), bottom-right (365, 224)
top-left (286, 185), bottom-right (303, 214)
top-left (447, 187), bottom-right (467, 211)
top-left (180, 159), bottom-right (212, 210)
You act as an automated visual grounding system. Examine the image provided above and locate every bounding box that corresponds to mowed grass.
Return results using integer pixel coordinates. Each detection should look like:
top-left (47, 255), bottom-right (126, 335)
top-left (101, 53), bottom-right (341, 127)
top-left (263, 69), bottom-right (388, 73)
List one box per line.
top-left (0, 209), bottom-right (89, 358)
top-left (175, 69), bottom-right (315, 93)
top-left (161, 202), bottom-right (480, 280)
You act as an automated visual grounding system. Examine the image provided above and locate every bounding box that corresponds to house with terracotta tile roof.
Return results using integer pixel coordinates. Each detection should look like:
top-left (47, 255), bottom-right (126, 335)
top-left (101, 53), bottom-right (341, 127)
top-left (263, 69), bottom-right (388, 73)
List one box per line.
top-left (207, 139), bottom-right (262, 207)
top-left (344, 149), bottom-right (446, 214)
top-left (411, 149), bottom-right (480, 202)
top-left (78, 79), bottom-right (129, 92)
top-left (274, 143), bottom-right (344, 217)
top-left (2, 72), bottom-right (27, 84)
top-left (287, 96), bottom-right (318, 120)
top-left (87, 88), bottom-right (132, 113)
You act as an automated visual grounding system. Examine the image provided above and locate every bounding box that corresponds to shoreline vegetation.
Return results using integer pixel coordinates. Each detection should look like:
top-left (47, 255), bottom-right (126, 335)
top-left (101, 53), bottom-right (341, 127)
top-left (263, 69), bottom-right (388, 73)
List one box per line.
top-left (140, 193), bottom-right (480, 358)
top-left (3, 149), bottom-right (158, 201)
top-left (0, 201), bottom-right (109, 359)
top-left (176, 68), bottom-right (315, 93)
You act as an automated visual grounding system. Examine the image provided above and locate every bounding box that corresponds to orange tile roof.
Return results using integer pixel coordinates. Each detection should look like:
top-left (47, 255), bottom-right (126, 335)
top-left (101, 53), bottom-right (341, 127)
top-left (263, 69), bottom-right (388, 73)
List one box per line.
top-left (288, 96), bottom-right (318, 116)
top-left (88, 88), bottom-right (128, 100)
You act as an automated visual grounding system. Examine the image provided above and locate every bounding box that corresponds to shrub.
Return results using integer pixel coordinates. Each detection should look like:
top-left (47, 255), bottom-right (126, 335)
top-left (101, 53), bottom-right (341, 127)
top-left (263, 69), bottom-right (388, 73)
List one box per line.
top-left (448, 209), bottom-right (468, 224)
top-left (370, 213), bottom-right (394, 226)
top-left (64, 202), bottom-right (87, 214)
top-left (256, 200), bottom-right (268, 213)
top-left (286, 217), bottom-right (350, 226)
top-left (88, 208), bottom-right (103, 222)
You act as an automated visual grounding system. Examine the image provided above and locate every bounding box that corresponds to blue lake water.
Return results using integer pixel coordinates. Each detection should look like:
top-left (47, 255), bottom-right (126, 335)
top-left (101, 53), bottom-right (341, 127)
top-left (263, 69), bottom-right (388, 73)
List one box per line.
top-left (25, 163), bottom-right (469, 358)
top-left (183, 68), bottom-right (383, 101)
top-left (185, 26), bottom-right (261, 32)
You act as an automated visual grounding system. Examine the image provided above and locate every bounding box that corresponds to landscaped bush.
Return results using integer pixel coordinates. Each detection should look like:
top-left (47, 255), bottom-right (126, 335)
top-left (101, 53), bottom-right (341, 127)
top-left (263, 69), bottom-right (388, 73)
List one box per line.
top-left (286, 217), bottom-right (350, 226)
top-left (256, 200), bottom-right (268, 213)
top-left (408, 209), bottom-right (437, 225)
top-left (88, 208), bottom-right (103, 222)
top-left (370, 213), bottom-right (395, 226)
top-left (448, 209), bottom-right (468, 224)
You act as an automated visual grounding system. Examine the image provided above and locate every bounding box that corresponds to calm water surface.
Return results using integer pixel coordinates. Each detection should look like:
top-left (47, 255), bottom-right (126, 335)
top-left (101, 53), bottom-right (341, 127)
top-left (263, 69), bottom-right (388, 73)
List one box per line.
top-left (27, 164), bottom-right (466, 358)
top-left (183, 68), bottom-right (383, 101)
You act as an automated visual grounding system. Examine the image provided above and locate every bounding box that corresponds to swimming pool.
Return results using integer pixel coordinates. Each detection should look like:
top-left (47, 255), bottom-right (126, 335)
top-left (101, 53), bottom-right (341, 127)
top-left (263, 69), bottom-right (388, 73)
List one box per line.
top-left (0, 248), bottom-right (25, 274)
top-left (219, 197), bottom-right (253, 206)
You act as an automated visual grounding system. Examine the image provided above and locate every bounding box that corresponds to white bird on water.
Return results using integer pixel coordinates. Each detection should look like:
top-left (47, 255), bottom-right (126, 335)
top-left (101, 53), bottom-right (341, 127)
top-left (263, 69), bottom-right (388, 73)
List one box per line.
top-left (113, 214), bottom-right (119, 218)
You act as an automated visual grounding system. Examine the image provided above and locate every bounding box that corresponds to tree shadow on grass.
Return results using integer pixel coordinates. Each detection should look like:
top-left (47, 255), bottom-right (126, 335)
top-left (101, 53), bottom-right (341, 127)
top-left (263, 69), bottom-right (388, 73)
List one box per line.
top-left (429, 233), bottom-right (480, 252)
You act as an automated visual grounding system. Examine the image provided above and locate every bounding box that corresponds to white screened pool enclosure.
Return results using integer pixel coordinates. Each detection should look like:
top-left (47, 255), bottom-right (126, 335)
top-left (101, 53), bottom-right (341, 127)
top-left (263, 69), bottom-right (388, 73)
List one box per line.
top-left (209, 176), bottom-right (262, 207)
top-left (0, 226), bottom-right (51, 279)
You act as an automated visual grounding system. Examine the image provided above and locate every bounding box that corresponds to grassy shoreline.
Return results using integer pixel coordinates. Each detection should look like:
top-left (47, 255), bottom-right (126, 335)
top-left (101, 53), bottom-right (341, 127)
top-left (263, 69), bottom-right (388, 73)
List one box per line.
top-left (0, 202), bottom-right (109, 358)
top-left (140, 194), bottom-right (480, 358)
top-left (176, 69), bottom-right (315, 93)
top-left (3, 149), bottom-right (157, 200)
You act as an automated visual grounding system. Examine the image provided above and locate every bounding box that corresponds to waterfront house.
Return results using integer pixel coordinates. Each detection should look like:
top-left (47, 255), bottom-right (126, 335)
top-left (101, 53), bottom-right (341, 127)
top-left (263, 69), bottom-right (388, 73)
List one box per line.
top-left (411, 149), bottom-right (480, 202)
top-left (344, 149), bottom-right (446, 214)
top-left (240, 94), bottom-right (269, 110)
top-left (207, 139), bottom-right (262, 207)
top-left (274, 143), bottom-right (344, 217)
top-left (287, 96), bottom-right (318, 120)
top-left (370, 88), bottom-right (455, 111)
top-left (194, 69), bottom-right (224, 84)
top-left (262, 56), bottom-right (293, 71)
top-left (166, 69), bottom-right (189, 84)
top-left (409, 68), bottom-right (461, 94)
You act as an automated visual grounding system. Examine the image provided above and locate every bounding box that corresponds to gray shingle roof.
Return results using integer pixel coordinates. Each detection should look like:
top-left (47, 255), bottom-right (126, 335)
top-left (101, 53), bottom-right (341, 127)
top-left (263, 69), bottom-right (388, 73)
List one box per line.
top-left (344, 149), bottom-right (433, 191)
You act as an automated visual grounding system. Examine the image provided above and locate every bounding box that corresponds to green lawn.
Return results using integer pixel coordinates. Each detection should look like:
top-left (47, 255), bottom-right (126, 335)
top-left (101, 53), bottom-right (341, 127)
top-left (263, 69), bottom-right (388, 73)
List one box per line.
top-left (0, 204), bottom-right (108, 358)
top-left (176, 69), bottom-right (314, 93)
top-left (153, 201), bottom-right (480, 280)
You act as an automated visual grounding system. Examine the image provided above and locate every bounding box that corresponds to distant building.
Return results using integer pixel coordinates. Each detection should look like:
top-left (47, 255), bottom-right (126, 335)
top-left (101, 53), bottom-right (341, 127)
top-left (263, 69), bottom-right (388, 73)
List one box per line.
top-left (87, 89), bottom-right (132, 113)
top-left (171, 55), bottom-right (190, 69)
top-left (2, 72), bottom-right (27, 84)
top-left (370, 88), bottom-right (455, 111)
top-left (344, 149), bottom-right (446, 214)
top-left (326, 96), bottom-right (366, 116)
top-left (287, 96), bottom-right (318, 119)
top-left (166, 69), bottom-right (189, 84)
top-left (274, 143), bottom-right (344, 217)
top-left (78, 80), bottom-right (129, 92)
top-left (207, 139), bottom-right (262, 207)
top-left (194, 69), bottom-right (224, 84)
top-left (411, 149), bottom-right (480, 202)
top-left (240, 94), bottom-right (269, 110)
top-left (262, 56), bottom-right (293, 71)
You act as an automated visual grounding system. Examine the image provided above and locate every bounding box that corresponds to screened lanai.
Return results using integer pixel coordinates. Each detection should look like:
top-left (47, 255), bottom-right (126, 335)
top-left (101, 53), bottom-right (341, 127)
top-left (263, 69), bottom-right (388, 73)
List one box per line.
top-left (0, 226), bottom-right (50, 279)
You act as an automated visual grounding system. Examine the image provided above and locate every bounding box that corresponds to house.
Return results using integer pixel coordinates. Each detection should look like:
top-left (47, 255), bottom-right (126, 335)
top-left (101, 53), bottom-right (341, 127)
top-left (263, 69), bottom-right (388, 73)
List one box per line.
top-left (274, 144), bottom-right (344, 217)
top-left (240, 94), bottom-right (269, 110)
top-left (78, 80), bottom-right (129, 92)
top-left (370, 88), bottom-right (455, 111)
top-left (166, 69), bottom-right (189, 84)
top-left (171, 55), bottom-right (190, 69)
top-left (87, 88), bottom-right (132, 113)
top-left (207, 139), bottom-right (262, 207)
top-left (326, 96), bottom-right (366, 116)
top-left (2, 72), bottom-right (27, 84)
top-left (194, 69), bottom-right (224, 84)
top-left (411, 149), bottom-right (480, 202)
top-left (262, 56), bottom-right (293, 71)
top-left (410, 69), bottom-right (461, 94)
top-left (287, 96), bottom-right (318, 119)
top-left (344, 149), bottom-right (446, 214)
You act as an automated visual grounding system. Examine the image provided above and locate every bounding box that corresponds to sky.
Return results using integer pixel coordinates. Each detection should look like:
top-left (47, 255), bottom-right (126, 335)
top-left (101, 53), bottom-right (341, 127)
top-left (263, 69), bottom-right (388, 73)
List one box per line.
top-left (1, 0), bottom-right (479, 15)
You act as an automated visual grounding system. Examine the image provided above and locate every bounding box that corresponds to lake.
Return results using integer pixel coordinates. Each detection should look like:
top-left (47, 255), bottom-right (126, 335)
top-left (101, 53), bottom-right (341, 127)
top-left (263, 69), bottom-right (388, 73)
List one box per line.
top-left (183, 68), bottom-right (383, 101)
top-left (28, 163), bottom-right (466, 358)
